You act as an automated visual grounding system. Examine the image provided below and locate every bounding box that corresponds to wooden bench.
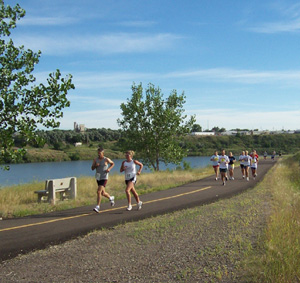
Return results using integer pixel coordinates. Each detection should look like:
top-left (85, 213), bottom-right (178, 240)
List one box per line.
top-left (34, 177), bottom-right (77, 204)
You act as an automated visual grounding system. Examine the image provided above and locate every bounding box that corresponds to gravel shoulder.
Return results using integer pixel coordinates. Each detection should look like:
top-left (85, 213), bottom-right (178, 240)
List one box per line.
top-left (0, 174), bottom-right (273, 283)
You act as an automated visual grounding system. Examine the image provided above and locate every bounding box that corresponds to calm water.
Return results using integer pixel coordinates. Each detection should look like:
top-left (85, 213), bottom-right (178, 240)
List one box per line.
top-left (0, 156), bottom-right (211, 187)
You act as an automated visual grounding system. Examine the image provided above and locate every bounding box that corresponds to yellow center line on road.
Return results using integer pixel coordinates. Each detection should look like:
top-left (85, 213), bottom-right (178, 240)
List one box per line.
top-left (0, 186), bottom-right (211, 232)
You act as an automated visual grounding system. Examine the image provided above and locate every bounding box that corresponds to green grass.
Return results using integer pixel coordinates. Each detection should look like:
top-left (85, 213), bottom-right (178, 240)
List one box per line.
top-left (0, 166), bottom-right (212, 218)
top-left (245, 156), bottom-right (300, 282)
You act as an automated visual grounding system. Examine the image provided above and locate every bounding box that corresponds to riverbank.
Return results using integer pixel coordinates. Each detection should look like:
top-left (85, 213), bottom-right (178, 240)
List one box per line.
top-left (1, 157), bottom-right (299, 281)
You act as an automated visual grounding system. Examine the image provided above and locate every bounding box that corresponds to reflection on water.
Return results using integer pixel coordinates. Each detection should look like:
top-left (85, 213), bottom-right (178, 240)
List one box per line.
top-left (0, 156), bottom-right (211, 187)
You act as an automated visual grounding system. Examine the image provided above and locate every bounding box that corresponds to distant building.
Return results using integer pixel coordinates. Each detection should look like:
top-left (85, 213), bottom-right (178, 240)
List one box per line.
top-left (190, 132), bottom-right (215, 136)
top-left (220, 131), bottom-right (237, 136)
top-left (74, 122), bottom-right (85, 133)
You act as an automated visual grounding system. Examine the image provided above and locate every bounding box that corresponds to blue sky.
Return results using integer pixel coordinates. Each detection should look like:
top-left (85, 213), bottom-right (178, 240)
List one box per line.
top-left (8, 0), bottom-right (300, 131)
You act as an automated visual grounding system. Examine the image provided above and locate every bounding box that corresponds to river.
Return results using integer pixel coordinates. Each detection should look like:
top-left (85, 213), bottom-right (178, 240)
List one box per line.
top-left (0, 156), bottom-right (211, 188)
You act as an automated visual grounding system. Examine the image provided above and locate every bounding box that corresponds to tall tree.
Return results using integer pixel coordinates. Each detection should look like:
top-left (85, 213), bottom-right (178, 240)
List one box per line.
top-left (0, 1), bottom-right (75, 165)
top-left (118, 83), bottom-right (195, 171)
top-left (192, 123), bottom-right (202, 132)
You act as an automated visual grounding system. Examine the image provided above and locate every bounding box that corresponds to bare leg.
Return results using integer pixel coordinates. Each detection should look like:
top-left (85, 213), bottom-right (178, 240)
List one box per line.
top-left (96, 186), bottom-right (104, 206)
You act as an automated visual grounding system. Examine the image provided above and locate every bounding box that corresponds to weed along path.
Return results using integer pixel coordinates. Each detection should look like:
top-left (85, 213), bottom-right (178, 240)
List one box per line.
top-left (0, 159), bottom-right (276, 262)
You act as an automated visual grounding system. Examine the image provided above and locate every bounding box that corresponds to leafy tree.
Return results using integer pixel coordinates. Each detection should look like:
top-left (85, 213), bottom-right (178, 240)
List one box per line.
top-left (0, 1), bottom-right (75, 165)
top-left (212, 126), bottom-right (226, 133)
top-left (192, 123), bottom-right (202, 132)
top-left (118, 83), bottom-right (196, 171)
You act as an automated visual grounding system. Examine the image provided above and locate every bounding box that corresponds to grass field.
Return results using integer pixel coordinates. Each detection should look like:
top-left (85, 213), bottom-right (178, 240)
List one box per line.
top-left (245, 156), bottom-right (300, 282)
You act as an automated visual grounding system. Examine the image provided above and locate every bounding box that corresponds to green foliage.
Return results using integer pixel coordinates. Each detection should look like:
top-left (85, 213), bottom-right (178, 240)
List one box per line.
top-left (69, 152), bottom-right (80, 161)
top-left (183, 133), bottom-right (300, 156)
top-left (118, 83), bottom-right (196, 171)
top-left (192, 123), bottom-right (202, 132)
top-left (0, 1), bottom-right (75, 166)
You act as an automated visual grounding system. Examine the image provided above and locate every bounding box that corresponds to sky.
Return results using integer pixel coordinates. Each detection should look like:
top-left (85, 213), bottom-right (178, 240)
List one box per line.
top-left (7, 0), bottom-right (300, 131)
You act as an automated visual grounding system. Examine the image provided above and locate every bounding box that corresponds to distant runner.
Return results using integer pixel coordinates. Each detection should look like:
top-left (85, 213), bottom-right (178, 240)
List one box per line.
top-left (210, 151), bottom-right (220, 180)
top-left (239, 151), bottom-right (246, 179)
top-left (271, 150), bottom-right (276, 161)
top-left (218, 149), bottom-right (229, 186)
top-left (263, 151), bottom-right (267, 160)
top-left (250, 150), bottom-right (259, 180)
top-left (243, 150), bottom-right (251, 181)
top-left (228, 152), bottom-right (236, 180)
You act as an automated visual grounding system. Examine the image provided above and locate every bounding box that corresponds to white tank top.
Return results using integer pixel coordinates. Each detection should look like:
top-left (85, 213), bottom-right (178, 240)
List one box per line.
top-left (123, 160), bottom-right (136, 180)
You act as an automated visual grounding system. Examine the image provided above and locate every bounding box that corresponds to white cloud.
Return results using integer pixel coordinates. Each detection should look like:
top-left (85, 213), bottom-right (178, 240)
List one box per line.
top-left (248, 18), bottom-right (300, 33)
top-left (72, 71), bottom-right (153, 90)
top-left (14, 33), bottom-right (182, 55)
top-left (19, 16), bottom-right (78, 26)
top-left (164, 68), bottom-right (300, 84)
top-left (68, 94), bottom-right (123, 107)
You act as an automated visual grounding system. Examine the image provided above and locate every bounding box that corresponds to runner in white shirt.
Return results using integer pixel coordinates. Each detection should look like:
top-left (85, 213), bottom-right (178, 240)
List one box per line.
top-left (250, 150), bottom-right (259, 180)
top-left (243, 150), bottom-right (251, 181)
top-left (210, 151), bottom-right (220, 181)
top-left (239, 151), bottom-right (246, 179)
top-left (120, 150), bottom-right (143, 211)
top-left (218, 149), bottom-right (229, 186)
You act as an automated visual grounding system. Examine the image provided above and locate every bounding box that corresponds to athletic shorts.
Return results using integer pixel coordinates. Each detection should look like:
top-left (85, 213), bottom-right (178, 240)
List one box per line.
top-left (125, 177), bottom-right (136, 185)
top-left (219, 168), bottom-right (227, 173)
top-left (228, 164), bottom-right (234, 169)
top-left (97, 179), bottom-right (108, 187)
top-left (240, 164), bottom-right (245, 169)
top-left (213, 165), bottom-right (219, 168)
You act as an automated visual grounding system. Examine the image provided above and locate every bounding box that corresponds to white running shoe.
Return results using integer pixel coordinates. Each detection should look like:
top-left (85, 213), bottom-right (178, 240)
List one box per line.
top-left (215, 177), bottom-right (218, 181)
top-left (110, 196), bottom-right (115, 206)
top-left (243, 175), bottom-right (245, 179)
top-left (247, 177), bottom-right (249, 181)
top-left (223, 182), bottom-right (226, 186)
top-left (137, 201), bottom-right (143, 210)
top-left (127, 205), bottom-right (132, 211)
top-left (93, 205), bottom-right (100, 213)
top-left (232, 177), bottom-right (234, 180)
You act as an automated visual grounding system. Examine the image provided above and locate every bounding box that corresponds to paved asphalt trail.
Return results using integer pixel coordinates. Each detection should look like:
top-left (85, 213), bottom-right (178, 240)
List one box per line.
top-left (0, 159), bottom-right (276, 262)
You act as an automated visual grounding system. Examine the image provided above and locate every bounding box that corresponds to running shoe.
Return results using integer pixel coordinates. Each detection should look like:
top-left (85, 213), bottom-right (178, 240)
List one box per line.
top-left (246, 177), bottom-right (249, 181)
top-left (93, 205), bottom-right (100, 213)
top-left (215, 177), bottom-right (218, 181)
top-left (232, 177), bottom-right (234, 180)
top-left (137, 201), bottom-right (143, 210)
top-left (223, 182), bottom-right (226, 186)
top-left (110, 196), bottom-right (115, 206)
top-left (243, 175), bottom-right (245, 179)
top-left (127, 205), bottom-right (132, 211)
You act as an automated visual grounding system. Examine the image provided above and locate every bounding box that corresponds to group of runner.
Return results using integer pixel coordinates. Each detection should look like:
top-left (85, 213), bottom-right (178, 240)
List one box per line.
top-left (91, 146), bottom-right (275, 211)
top-left (210, 149), bottom-right (259, 186)
top-left (91, 147), bottom-right (143, 213)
